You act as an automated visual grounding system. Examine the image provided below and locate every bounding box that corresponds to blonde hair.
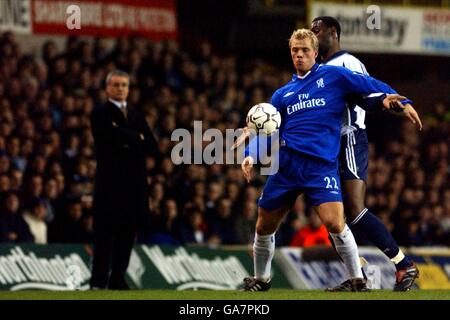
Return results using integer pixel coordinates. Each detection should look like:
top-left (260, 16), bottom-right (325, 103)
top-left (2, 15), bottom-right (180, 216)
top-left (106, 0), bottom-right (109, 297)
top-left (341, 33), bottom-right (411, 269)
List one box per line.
top-left (289, 29), bottom-right (319, 51)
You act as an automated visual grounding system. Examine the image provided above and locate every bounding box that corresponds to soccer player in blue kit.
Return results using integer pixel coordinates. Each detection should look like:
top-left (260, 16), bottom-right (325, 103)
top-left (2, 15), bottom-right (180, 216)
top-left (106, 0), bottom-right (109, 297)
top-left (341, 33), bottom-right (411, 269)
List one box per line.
top-left (239, 29), bottom-right (419, 292)
top-left (311, 16), bottom-right (421, 291)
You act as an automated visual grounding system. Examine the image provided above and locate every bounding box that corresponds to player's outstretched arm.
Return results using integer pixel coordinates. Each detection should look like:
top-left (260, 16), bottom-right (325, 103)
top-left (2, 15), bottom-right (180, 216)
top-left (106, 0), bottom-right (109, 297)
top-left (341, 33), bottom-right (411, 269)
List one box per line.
top-left (231, 126), bottom-right (251, 150)
top-left (338, 67), bottom-right (409, 105)
top-left (380, 95), bottom-right (422, 130)
top-left (401, 103), bottom-right (423, 130)
top-left (353, 92), bottom-right (422, 131)
top-left (338, 67), bottom-right (423, 130)
top-left (241, 156), bottom-right (254, 183)
top-left (381, 93), bottom-right (407, 110)
top-left (349, 93), bottom-right (405, 111)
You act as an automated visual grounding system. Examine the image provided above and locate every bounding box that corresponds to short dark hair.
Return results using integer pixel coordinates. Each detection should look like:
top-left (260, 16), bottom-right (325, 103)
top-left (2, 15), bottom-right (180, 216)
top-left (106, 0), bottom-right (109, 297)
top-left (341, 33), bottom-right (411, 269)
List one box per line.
top-left (312, 16), bottom-right (341, 41)
top-left (30, 197), bottom-right (45, 210)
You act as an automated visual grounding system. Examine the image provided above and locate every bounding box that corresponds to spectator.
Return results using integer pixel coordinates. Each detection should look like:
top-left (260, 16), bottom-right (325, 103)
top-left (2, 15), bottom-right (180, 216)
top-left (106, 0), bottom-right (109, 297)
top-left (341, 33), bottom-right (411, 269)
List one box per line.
top-left (41, 178), bottom-right (61, 223)
top-left (234, 200), bottom-right (257, 244)
top-left (49, 199), bottom-right (90, 243)
top-left (178, 208), bottom-right (208, 245)
top-left (0, 152), bottom-right (10, 175)
top-left (290, 210), bottom-right (331, 248)
top-left (24, 175), bottom-right (43, 209)
top-left (6, 137), bottom-right (26, 172)
top-left (0, 192), bottom-right (34, 243)
top-left (0, 174), bottom-right (10, 194)
top-left (206, 197), bottom-right (237, 244)
top-left (23, 198), bottom-right (48, 244)
top-left (138, 199), bottom-right (181, 245)
top-left (9, 169), bottom-right (24, 192)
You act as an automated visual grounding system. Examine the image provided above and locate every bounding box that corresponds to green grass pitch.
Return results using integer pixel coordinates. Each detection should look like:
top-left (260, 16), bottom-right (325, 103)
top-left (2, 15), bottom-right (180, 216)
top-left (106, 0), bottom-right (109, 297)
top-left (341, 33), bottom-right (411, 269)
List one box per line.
top-left (0, 289), bottom-right (449, 300)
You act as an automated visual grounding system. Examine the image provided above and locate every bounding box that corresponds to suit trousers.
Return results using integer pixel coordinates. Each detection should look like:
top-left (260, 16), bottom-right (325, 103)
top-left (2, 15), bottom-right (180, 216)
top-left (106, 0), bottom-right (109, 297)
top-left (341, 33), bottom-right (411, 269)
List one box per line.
top-left (89, 227), bottom-right (136, 289)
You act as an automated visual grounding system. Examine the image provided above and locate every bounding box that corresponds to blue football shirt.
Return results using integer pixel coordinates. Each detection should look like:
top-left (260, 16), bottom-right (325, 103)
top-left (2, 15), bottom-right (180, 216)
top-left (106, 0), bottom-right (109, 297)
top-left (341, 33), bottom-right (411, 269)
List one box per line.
top-left (246, 63), bottom-right (405, 163)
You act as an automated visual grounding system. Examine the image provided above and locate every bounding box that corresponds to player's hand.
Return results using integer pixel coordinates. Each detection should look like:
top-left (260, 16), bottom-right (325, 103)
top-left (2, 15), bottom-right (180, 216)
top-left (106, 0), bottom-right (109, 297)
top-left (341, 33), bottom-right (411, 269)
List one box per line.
top-left (382, 94), bottom-right (408, 111)
top-left (231, 127), bottom-right (251, 150)
top-left (402, 104), bottom-right (423, 131)
top-left (241, 156), bottom-right (254, 183)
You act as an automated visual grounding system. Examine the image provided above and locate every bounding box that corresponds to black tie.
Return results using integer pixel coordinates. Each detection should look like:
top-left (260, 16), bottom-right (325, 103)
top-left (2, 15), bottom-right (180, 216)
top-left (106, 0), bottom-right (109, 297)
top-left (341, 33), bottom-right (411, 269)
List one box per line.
top-left (121, 104), bottom-right (127, 120)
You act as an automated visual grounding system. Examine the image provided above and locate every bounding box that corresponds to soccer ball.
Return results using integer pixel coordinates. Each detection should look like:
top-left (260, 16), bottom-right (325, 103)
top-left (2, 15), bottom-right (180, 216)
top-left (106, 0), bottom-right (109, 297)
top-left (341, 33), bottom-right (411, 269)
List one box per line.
top-left (246, 103), bottom-right (281, 135)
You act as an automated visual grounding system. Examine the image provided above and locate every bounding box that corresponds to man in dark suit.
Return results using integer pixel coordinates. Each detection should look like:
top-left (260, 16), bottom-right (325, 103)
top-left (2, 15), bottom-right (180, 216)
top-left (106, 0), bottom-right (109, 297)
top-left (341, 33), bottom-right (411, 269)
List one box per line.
top-left (89, 70), bottom-right (159, 290)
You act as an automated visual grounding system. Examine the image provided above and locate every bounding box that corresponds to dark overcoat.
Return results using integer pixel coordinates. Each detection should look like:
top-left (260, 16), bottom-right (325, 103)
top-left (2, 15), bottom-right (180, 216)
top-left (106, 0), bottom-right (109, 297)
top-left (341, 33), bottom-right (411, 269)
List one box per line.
top-left (90, 101), bottom-right (158, 232)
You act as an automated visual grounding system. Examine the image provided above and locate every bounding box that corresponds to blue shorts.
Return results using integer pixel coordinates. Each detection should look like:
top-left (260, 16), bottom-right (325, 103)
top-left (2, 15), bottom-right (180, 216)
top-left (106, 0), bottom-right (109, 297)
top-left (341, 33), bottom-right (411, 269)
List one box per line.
top-left (339, 129), bottom-right (368, 181)
top-left (258, 147), bottom-right (342, 211)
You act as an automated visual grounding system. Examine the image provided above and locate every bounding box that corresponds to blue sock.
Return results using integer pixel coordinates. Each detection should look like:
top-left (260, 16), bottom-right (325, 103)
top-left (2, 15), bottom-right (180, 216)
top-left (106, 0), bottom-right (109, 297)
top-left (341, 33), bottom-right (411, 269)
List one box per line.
top-left (349, 208), bottom-right (412, 271)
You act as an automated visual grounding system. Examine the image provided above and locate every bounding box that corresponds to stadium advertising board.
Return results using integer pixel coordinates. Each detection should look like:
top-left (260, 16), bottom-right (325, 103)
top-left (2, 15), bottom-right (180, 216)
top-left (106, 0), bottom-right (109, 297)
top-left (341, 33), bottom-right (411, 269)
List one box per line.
top-left (407, 248), bottom-right (450, 289)
top-left (2, 244), bottom-right (447, 291)
top-left (0, 0), bottom-right (32, 34)
top-left (310, 2), bottom-right (450, 56)
top-left (0, 0), bottom-right (177, 40)
top-left (119, 245), bottom-right (291, 290)
top-left (0, 244), bottom-right (92, 291)
top-left (0, 244), bottom-right (292, 291)
top-left (276, 247), bottom-right (396, 289)
top-left (276, 246), bottom-right (450, 290)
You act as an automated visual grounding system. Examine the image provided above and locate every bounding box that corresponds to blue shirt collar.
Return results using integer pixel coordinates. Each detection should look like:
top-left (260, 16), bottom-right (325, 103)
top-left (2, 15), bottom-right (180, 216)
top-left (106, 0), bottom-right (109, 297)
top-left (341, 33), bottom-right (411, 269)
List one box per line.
top-left (322, 50), bottom-right (348, 64)
top-left (292, 63), bottom-right (320, 81)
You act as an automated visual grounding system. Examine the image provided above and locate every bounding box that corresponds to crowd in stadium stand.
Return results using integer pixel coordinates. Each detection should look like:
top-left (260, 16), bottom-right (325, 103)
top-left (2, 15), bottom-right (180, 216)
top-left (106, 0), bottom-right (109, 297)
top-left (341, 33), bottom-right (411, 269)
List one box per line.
top-left (0, 32), bottom-right (449, 247)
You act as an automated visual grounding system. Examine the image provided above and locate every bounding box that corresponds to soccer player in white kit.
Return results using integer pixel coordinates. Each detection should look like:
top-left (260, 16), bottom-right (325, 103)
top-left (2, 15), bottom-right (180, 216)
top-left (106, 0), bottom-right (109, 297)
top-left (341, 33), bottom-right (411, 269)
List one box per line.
top-left (311, 16), bottom-right (421, 291)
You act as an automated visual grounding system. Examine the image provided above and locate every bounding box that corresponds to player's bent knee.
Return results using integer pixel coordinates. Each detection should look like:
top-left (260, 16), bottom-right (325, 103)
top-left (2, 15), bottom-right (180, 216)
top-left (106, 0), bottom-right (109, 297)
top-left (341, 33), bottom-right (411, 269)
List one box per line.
top-left (256, 225), bottom-right (275, 236)
top-left (314, 202), bottom-right (345, 233)
top-left (255, 218), bottom-right (277, 235)
top-left (323, 220), bottom-right (345, 234)
top-left (318, 212), bottom-right (345, 233)
top-left (256, 207), bottom-right (284, 235)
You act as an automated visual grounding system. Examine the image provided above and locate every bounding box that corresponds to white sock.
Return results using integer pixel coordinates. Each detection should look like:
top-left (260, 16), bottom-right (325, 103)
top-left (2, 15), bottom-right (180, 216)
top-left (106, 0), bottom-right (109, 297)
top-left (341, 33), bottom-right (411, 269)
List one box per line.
top-left (329, 224), bottom-right (363, 279)
top-left (390, 249), bottom-right (405, 264)
top-left (253, 232), bottom-right (275, 282)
